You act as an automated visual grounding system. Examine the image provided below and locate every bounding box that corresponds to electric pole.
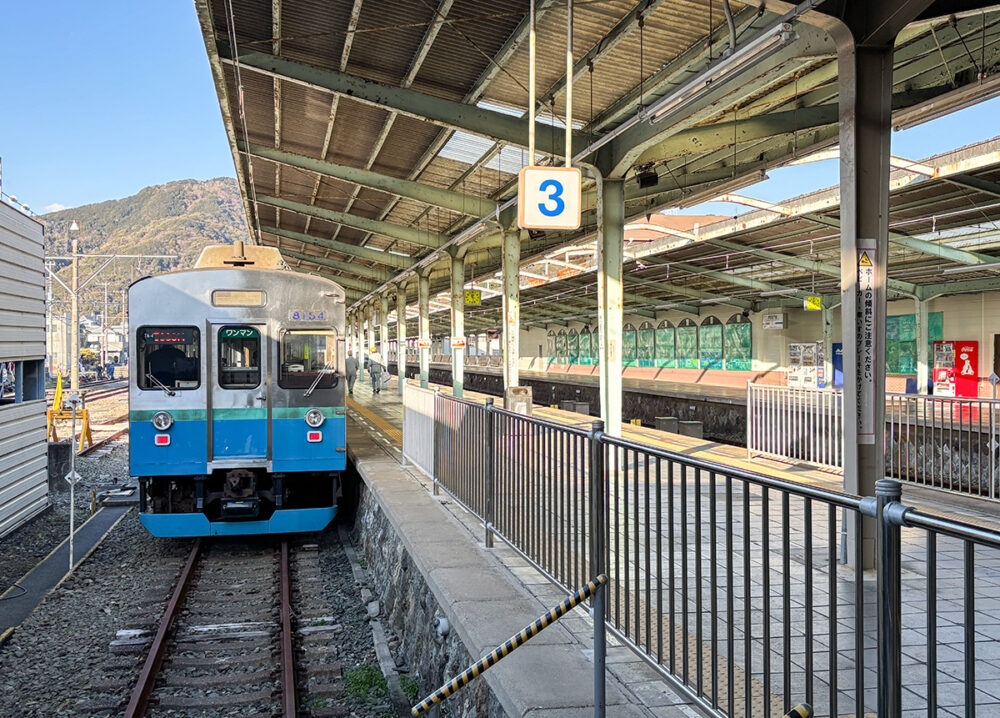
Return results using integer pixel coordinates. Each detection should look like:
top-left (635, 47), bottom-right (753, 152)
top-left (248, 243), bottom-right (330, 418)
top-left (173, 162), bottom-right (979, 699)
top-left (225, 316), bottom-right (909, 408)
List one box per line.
top-left (69, 222), bottom-right (80, 392)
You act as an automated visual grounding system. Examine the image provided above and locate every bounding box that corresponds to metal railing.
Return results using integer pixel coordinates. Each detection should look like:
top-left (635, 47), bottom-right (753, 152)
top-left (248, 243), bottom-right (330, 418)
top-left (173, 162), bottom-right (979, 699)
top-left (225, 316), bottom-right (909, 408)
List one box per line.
top-left (747, 382), bottom-right (1000, 498)
top-left (886, 393), bottom-right (1000, 498)
top-left (747, 382), bottom-right (844, 470)
top-left (418, 390), bottom-right (1000, 718)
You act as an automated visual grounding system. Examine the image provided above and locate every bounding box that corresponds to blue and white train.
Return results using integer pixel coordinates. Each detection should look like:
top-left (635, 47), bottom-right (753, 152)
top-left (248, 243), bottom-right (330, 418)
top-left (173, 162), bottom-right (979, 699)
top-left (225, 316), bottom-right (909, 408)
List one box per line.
top-left (128, 242), bottom-right (347, 537)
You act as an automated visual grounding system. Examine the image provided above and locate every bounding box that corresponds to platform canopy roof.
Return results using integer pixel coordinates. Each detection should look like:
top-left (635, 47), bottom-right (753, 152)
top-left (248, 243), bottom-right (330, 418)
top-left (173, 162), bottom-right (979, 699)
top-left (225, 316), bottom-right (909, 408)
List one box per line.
top-left (197, 0), bottom-right (1000, 314)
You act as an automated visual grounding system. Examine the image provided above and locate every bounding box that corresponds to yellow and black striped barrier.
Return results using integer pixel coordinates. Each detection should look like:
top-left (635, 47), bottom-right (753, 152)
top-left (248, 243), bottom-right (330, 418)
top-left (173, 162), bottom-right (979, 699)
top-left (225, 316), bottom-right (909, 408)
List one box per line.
top-left (411, 574), bottom-right (609, 716)
top-left (783, 704), bottom-right (813, 718)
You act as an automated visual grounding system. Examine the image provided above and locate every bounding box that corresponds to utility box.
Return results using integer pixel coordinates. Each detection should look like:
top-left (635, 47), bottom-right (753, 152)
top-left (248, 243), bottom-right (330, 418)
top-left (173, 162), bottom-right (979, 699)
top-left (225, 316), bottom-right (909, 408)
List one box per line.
top-left (505, 386), bottom-right (533, 415)
top-left (47, 442), bottom-right (72, 494)
top-left (558, 400), bottom-right (576, 411)
top-left (678, 421), bottom-right (704, 439)
top-left (655, 416), bottom-right (679, 433)
top-left (572, 401), bottom-right (590, 415)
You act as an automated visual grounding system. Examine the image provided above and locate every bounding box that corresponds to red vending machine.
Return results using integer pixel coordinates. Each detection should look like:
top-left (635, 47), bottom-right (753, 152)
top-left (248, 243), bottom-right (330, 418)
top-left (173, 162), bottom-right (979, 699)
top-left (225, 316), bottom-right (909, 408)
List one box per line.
top-left (933, 340), bottom-right (979, 397)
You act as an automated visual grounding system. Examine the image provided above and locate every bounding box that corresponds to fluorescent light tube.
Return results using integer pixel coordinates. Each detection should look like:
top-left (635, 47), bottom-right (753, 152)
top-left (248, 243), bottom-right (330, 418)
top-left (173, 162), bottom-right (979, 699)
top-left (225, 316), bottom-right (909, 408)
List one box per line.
top-left (759, 288), bottom-right (798, 297)
top-left (942, 260), bottom-right (1000, 275)
top-left (699, 297), bottom-right (733, 305)
top-left (387, 250), bottom-right (410, 257)
top-left (647, 22), bottom-right (797, 126)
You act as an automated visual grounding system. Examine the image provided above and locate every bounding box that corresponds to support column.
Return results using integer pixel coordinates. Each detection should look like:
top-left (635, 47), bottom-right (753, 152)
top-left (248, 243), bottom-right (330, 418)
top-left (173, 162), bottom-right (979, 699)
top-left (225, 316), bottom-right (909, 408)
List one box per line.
top-left (70, 235), bottom-right (80, 392)
top-left (397, 284), bottom-right (407, 396)
top-left (418, 270), bottom-right (431, 389)
top-left (366, 303), bottom-right (375, 356)
top-left (916, 297), bottom-right (929, 394)
top-left (501, 229), bottom-right (521, 390)
top-left (838, 41), bottom-right (894, 569)
top-left (450, 248), bottom-right (467, 398)
top-left (380, 294), bottom-right (389, 379)
top-left (597, 178), bottom-right (625, 438)
top-left (823, 306), bottom-right (834, 389)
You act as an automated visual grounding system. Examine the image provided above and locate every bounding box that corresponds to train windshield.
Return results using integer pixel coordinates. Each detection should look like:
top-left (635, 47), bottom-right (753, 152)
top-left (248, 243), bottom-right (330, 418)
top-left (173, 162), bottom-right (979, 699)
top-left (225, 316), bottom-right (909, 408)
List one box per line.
top-left (279, 330), bottom-right (338, 389)
top-left (137, 326), bottom-right (201, 390)
top-left (218, 326), bottom-right (261, 389)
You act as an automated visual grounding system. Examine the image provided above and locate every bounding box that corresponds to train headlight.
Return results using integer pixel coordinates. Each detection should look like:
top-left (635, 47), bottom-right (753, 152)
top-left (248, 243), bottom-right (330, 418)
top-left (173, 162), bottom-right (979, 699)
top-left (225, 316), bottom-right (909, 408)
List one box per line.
top-left (151, 411), bottom-right (174, 431)
top-left (305, 409), bottom-right (325, 428)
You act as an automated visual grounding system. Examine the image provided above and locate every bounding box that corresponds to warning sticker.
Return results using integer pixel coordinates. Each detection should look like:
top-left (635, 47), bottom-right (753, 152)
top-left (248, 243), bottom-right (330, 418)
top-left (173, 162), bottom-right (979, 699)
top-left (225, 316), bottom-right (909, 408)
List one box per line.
top-left (856, 241), bottom-right (876, 444)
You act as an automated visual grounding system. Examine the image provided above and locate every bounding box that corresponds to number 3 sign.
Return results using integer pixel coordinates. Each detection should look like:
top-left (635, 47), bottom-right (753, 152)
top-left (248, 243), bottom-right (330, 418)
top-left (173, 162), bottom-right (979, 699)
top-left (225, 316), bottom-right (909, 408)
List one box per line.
top-left (517, 166), bottom-right (582, 230)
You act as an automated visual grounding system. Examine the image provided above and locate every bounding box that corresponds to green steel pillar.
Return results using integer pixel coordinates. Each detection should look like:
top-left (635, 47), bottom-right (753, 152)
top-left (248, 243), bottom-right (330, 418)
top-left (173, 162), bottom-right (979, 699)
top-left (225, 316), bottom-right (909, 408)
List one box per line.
top-left (598, 178), bottom-right (625, 438)
top-left (418, 270), bottom-right (431, 389)
top-left (366, 303), bottom-right (375, 357)
top-left (502, 229), bottom-right (521, 390)
top-left (380, 293), bottom-right (390, 381)
top-left (916, 297), bottom-right (929, 395)
top-left (396, 283), bottom-right (407, 396)
top-left (450, 248), bottom-right (467, 398)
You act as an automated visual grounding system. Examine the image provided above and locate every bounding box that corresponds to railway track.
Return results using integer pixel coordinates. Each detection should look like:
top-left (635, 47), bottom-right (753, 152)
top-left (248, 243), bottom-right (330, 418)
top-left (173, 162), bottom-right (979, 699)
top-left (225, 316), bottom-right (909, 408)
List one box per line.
top-left (114, 538), bottom-right (346, 718)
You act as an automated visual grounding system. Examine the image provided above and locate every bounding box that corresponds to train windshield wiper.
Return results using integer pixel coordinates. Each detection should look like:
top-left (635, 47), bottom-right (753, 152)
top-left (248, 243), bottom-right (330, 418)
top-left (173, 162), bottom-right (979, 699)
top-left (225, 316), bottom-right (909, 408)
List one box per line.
top-left (303, 360), bottom-right (335, 398)
top-left (148, 372), bottom-right (176, 397)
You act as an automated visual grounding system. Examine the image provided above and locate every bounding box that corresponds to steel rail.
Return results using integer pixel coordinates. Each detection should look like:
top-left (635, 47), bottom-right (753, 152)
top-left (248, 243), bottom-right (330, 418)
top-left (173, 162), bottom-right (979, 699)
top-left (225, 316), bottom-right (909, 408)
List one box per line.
top-left (78, 425), bottom-right (129, 457)
top-left (279, 540), bottom-right (297, 717)
top-left (123, 538), bottom-right (203, 718)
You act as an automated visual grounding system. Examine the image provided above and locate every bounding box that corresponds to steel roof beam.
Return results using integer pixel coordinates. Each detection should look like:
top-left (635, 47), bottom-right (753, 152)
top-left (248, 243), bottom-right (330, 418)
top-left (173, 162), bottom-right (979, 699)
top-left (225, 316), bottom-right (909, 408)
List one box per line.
top-left (242, 143), bottom-right (495, 216)
top-left (259, 196), bottom-right (448, 249)
top-left (625, 268), bottom-right (755, 310)
top-left (220, 47), bottom-right (587, 157)
top-left (261, 226), bottom-right (414, 270)
top-left (290, 264), bottom-right (377, 292)
top-left (668, 260), bottom-right (809, 298)
top-left (281, 249), bottom-right (394, 283)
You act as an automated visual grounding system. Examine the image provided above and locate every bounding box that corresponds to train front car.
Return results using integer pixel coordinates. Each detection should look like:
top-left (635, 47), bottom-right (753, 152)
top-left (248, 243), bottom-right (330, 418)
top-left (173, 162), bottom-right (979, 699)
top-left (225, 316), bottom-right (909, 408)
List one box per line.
top-left (129, 243), bottom-right (347, 537)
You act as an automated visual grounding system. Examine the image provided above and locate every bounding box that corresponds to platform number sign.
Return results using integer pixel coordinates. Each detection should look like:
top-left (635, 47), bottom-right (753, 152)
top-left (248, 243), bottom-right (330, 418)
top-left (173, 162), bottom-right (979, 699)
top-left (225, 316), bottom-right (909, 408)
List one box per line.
top-left (517, 166), bottom-right (582, 230)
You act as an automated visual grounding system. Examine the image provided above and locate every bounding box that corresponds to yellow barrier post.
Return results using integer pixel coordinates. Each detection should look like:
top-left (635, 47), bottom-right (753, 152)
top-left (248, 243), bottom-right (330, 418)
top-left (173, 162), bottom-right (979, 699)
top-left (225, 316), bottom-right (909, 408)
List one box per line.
top-left (411, 575), bottom-right (608, 716)
top-left (783, 704), bottom-right (812, 718)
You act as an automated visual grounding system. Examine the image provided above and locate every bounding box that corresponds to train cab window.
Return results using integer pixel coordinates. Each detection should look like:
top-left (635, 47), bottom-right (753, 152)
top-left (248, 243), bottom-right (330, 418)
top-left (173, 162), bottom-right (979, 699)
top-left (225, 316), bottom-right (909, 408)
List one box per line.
top-left (279, 330), bottom-right (338, 389)
top-left (137, 327), bottom-right (201, 391)
top-left (218, 326), bottom-right (261, 389)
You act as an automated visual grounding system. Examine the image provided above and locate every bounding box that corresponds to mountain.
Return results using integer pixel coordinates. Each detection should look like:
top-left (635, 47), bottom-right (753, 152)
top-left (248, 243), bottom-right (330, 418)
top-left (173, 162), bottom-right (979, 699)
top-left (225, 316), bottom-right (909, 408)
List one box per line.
top-left (41, 177), bottom-right (251, 315)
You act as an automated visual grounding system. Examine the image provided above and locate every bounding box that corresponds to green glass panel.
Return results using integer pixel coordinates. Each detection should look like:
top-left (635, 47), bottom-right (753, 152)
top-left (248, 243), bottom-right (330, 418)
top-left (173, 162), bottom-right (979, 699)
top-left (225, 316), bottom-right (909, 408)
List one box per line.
top-left (898, 314), bottom-right (916, 341)
top-left (555, 334), bottom-right (567, 362)
top-left (928, 311), bottom-right (943, 341)
top-left (568, 333), bottom-right (580, 364)
top-left (655, 328), bottom-right (675, 368)
top-left (677, 326), bottom-right (698, 369)
top-left (637, 328), bottom-right (655, 367)
top-left (725, 322), bottom-right (752, 371)
top-left (886, 316), bottom-right (899, 341)
top-left (578, 333), bottom-right (590, 365)
top-left (700, 324), bottom-right (724, 369)
top-left (623, 330), bottom-right (637, 367)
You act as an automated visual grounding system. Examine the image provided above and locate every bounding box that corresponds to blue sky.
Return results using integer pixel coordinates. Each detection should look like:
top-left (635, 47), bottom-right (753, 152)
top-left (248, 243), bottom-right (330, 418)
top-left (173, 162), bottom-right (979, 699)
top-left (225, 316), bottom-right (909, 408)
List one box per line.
top-left (0, 2), bottom-right (234, 213)
top-left (1, 3), bottom-right (997, 216)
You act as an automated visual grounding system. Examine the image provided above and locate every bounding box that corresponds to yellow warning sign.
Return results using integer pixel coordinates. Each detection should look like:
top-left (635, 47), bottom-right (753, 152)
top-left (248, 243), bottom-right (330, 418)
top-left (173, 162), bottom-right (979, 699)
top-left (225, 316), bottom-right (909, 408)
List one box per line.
top-left (803, 296), bottom-right (822, 311)
top-left (858, 251), bottom-right (873, 267)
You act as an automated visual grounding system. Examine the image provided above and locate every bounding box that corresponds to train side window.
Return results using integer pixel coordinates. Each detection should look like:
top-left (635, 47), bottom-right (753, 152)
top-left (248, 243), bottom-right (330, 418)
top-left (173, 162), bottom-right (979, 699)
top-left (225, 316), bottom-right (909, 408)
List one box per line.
top-left (137, 326), bottom-right (201, 391)
top-left (279, 330), bottom-right (338, 389)
top-left (218, 326), bottom-right (261, 389)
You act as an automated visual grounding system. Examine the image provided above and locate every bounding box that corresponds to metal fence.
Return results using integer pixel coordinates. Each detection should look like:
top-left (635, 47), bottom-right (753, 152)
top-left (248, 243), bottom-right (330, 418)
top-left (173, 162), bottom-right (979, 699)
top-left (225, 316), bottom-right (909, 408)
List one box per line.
top-left (747, 382), bottom-right (844, 470)
top-left (747, 382), bottom-right (1000, 498)
top-left (421, 390), bottom-right (1000, 718)
top-left (886, 393), bottom-right (1000, 498)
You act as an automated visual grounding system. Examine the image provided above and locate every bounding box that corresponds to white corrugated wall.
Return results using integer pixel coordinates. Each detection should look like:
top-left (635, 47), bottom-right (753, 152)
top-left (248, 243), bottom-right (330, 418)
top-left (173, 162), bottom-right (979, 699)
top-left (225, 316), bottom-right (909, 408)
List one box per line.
top-left (0, 201), bottom-right (47, 538)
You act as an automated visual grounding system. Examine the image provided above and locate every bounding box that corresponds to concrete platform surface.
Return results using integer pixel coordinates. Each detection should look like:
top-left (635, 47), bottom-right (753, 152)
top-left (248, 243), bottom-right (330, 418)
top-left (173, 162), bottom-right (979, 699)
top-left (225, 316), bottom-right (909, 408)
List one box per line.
top-left (348, 379), bottom-right (698, 717)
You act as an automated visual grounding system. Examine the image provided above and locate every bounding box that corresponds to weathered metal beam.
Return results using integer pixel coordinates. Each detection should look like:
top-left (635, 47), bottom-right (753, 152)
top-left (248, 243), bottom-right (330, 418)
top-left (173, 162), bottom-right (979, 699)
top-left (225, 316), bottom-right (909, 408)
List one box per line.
top-left (259, 196), bottom-right (447, 249)
top-left (293, 264), bottom-right (377, 292)
top-left (242, 143), bottom-right (496, 216)
top-left (220, 47), bottom-right (587, 157)
top-left (670, 260), bottom-right (808, 297)
top-left (262, 226), bottom-right (413, 269)
top-left (281, 249), bottom-right (394, 283)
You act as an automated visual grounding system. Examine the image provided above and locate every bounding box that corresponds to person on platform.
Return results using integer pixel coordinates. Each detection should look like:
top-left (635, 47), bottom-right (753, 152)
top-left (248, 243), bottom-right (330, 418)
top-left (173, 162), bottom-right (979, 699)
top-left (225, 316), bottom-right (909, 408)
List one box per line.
top-left (345, 351), bottom-right (359, 395)
top-left (369, 355), bottom-right (383, 395)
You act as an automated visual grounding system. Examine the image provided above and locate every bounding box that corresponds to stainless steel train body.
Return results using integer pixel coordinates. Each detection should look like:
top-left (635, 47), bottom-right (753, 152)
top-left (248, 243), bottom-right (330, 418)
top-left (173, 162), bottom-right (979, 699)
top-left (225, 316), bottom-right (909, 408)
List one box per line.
top-left (128, 244), bottom-right (347, 537)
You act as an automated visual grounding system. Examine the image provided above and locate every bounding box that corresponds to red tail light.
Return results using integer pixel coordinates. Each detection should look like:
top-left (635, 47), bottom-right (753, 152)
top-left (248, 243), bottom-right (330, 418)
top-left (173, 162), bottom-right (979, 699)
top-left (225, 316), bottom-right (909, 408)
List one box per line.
top-left (307, 431), bottom-right (322, 443)
top-left (154, 434), bottom-right (171, 446)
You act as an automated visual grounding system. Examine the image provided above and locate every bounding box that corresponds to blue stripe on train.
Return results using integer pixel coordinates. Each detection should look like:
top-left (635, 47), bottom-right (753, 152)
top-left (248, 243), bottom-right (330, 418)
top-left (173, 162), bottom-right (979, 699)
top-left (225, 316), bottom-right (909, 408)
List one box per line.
top-left (271, 417), bottom-right (346, 472)
top-left (212, 418), bottom-right (268, 458)
top-left (130, 420), bottom-right (208, 476)
top-left (139, 506), bottom-right (338, 537)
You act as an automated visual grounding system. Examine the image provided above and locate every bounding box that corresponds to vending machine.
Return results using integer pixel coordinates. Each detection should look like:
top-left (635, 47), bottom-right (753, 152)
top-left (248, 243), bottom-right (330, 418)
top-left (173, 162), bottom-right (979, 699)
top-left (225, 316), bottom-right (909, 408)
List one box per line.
top-left (933, 340), bottom-right (979, 397)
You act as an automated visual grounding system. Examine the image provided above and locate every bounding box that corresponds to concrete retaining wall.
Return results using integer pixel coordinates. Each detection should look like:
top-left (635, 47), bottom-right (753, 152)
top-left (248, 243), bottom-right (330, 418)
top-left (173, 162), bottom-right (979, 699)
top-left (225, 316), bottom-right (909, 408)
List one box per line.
top-left (356, 482), bottom-right (506, 717)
